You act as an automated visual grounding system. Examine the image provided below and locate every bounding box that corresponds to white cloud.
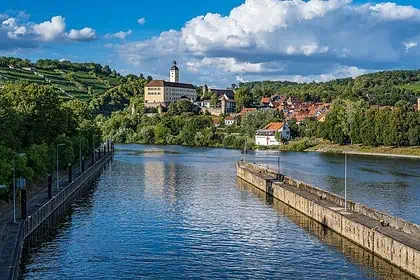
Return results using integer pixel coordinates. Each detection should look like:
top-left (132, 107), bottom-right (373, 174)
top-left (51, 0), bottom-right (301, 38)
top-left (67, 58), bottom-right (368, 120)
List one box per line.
top-left (33, 16), bottom-right (66, 41)
top-left (67, 27), bottom-right (97, 41)
top-left (105, 30), bottom-right (132, 40)
top-left (2, 18), bottom-right (17, 27)
top-left (111, 0), bottom-right (420, 86)
top-left (0, 14), bottom-right (98, 49)
top-left (137, 18), bottom-right (146, 25)
top-left (403, 41), bottom-right (418, 52)
top-left (368, 3), bottom-right (420, 20)
top-left (7, 26), bottom-right (27, 39)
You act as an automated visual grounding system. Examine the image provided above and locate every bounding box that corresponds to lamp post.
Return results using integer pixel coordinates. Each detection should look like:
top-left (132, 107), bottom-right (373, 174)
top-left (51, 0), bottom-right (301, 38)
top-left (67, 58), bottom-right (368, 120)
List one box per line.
top-left (79, 137), bottom-right (82, 173)
top-left (56, 144), bottom-right (65, 190)
top-left (13, 153), bottom-right (25, 223)
top-left (344, 152), bottom-right (348, 212)
top-left (92, 135), bottom-right (96, 163)
top-left (277, 150), bottom-right (281, 181)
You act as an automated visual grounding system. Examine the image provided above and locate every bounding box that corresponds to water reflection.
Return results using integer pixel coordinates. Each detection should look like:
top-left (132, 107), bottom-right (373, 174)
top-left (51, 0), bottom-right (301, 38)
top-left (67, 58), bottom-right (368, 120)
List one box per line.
top-left (20, 145), bottom-right (419, 280)
top-left (251, 150), bottom-right (420, 224)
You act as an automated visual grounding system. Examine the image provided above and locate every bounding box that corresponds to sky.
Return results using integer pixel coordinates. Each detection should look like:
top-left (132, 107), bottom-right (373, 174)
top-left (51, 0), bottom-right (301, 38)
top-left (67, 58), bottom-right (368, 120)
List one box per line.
top-left (2, 0), bottom-right (420, 87)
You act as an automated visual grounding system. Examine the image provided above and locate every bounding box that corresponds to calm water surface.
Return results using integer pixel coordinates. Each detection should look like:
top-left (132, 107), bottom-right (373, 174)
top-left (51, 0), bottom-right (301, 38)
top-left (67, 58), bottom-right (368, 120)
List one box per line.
top-left (21, 145), bottom-right (420, 279)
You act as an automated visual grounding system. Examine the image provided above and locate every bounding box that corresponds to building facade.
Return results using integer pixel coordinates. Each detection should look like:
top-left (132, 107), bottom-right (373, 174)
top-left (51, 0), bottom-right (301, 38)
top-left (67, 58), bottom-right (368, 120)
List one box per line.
top-left (255, 122), bottom-right (291, 146)
top-left (145, 61), bottom-right (197, 108)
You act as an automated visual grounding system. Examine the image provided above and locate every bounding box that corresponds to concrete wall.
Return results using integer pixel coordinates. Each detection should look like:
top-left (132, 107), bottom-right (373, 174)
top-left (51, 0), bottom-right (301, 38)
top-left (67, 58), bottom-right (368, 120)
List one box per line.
top-left (237, 161), bottom-right (420, 279)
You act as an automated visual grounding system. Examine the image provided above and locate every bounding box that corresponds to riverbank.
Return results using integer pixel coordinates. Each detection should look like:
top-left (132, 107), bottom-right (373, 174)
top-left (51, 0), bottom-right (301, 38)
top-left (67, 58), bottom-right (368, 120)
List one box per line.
top-left (276, 138), bottom-right (420, 159)
top-left (120, 137), bottom-right (420, 159)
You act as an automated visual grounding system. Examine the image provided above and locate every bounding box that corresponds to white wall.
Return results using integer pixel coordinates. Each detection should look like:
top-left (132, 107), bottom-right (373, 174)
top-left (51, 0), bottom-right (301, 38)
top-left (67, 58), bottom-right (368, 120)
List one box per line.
top-left (255, 135), bottom-right (279, 146)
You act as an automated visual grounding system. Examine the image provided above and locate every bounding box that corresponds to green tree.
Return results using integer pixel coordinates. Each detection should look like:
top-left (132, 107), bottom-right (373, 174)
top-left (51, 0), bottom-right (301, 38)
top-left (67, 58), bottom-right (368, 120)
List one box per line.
top-left (210, 93), bottom-right (218, 108)
top-left (234, 87), bottom-right (252, 112)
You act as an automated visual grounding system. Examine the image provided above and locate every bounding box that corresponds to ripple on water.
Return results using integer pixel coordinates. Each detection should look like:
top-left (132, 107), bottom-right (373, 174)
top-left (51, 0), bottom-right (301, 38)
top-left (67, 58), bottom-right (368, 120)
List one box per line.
top-left (21, 145), bottom-right (418, 280)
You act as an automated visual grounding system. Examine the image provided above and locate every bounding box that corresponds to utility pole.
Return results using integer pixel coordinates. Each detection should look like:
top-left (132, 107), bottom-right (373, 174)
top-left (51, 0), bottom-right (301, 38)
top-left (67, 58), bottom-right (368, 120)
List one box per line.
top-left (79, 136), bottom-right (82, 173)
top-left (278, 150), bottom-right (281, 181)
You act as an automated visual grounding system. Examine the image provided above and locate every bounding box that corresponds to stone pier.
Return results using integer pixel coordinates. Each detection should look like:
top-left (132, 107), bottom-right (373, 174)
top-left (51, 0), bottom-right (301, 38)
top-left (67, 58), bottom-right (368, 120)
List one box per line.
top-left (237, 161), bottom-right (420, 279)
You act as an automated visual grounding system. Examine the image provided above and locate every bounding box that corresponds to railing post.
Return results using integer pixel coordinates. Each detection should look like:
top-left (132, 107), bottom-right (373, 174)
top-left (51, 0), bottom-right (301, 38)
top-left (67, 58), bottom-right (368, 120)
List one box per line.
top-left (82, 159), bottom-right (85, 173)
top-left (68, 163), bottom-right (73, 183)
top-left (21, 188), bottom-right (27, 220)
top-left (48, 174), bottom-right (53, 199)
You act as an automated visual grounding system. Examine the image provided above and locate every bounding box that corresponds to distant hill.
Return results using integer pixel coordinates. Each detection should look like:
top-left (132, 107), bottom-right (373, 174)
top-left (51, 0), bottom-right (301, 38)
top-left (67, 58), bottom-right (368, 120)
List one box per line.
top-left (238, 70), bottom-right (420, 106)
top-left (0, 57), bottom-right (126, 101)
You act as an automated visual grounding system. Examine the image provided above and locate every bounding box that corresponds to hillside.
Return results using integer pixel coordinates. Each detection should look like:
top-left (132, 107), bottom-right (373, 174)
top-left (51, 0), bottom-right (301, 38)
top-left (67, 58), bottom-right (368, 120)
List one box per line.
top-left (0, 57), bottom-right (124, 101)
top-left (238, 70), bottom-right (420, 106)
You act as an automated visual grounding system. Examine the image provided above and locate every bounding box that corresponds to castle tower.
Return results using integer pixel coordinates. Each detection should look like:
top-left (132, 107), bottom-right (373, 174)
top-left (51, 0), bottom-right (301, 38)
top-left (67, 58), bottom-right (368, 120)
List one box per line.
top-left (170, 61), bottom-right (179, 83)
top-left (203, 84), bottom-right (208, 95)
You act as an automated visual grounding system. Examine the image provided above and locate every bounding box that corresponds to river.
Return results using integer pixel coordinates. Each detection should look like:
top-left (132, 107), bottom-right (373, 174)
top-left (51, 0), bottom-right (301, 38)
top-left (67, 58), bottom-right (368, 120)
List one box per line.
top-left (21, 144), bottom-right (420, 279)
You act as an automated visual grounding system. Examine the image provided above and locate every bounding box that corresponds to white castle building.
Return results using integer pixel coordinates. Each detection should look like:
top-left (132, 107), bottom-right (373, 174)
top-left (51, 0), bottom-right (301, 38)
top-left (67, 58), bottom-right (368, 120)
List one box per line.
top-left (144, 61), bottom-right (197, 108)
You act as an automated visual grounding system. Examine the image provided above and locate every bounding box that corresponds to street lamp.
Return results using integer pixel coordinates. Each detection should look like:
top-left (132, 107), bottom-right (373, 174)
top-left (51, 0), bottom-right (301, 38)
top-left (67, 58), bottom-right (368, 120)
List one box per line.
top-left (77, 129), bottom-right (83, 173)
top-left (13, 153), bottom-right (26, 223)
top-left (56, 144), bottom-right (65, 190)
top-left (92, 135), bottom-right (96, 162)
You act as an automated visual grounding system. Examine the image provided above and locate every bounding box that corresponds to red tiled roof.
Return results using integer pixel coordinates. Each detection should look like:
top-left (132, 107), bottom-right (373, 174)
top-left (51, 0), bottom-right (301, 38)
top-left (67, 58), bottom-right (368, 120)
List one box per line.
top-left (261, 97), bottom-right (271, 104)
top-left (263, 122), bottom-right (284, 130)
top-left (225, 116), bottom-right (235, 120)
top-left (240, 108), bottom-right (257, 115)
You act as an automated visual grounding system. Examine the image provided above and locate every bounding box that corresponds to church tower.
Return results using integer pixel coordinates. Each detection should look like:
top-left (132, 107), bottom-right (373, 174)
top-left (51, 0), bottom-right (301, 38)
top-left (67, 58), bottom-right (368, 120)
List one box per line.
top-left (170, 61), bottom-right (179, 83)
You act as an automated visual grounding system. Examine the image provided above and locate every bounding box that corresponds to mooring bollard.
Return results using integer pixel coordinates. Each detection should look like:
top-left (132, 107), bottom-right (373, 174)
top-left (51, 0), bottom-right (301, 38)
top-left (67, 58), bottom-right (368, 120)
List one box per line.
top-left (21, 188), bottom-right (27, 220)
top-left (48, 174), bottom-right (53, 199)
top-left (68, 163), bottom-right (73, 183)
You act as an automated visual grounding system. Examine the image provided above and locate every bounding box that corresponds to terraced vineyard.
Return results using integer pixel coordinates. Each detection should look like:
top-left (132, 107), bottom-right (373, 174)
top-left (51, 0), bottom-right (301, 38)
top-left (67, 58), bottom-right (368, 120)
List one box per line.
top-left (0, 66), bottom-right (122, 101)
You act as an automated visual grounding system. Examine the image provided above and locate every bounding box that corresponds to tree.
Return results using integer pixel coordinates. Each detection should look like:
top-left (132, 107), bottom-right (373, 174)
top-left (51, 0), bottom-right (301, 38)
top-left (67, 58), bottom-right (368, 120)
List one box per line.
top-left (234, 87), bottom-right (252, 112)
top-left (210, 93), bottom-right (218, 108)
top-left (360, 109), bottom-right (377, 146)
top-left (2, 83), bottom-right (68, 146)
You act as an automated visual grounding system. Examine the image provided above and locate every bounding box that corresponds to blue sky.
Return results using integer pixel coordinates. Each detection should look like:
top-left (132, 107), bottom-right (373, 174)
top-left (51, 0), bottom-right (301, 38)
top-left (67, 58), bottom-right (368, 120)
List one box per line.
top-left (2, 0), bottom-right (420, 87)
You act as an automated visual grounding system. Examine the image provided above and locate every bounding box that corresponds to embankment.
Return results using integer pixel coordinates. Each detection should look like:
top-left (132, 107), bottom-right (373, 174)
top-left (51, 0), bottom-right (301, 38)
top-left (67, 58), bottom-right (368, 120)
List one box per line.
top-left (237, 161), bottom-right (420, 279)
top-left (2, 148), bottom-right (113, 280)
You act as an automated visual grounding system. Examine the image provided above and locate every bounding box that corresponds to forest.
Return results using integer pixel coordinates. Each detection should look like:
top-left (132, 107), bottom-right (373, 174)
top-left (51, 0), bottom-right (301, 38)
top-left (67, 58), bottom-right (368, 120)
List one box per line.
top-left (237, 70), bottom-right (420, 106)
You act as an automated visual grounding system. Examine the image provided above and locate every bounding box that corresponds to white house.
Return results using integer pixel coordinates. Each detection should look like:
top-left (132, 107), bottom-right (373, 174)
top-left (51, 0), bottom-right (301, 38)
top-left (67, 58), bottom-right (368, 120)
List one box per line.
top-left (255, 122), bottom-right (291, 146)
top-left (195, 100), bottom-right (211, 108)
top-left (224, 116), bottom-right (235, 126)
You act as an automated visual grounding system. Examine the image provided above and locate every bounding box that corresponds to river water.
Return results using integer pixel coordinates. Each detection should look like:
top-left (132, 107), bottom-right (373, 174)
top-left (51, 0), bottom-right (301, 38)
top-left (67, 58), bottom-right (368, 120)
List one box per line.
top-left (21, 144), bottom-right (420, 279)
